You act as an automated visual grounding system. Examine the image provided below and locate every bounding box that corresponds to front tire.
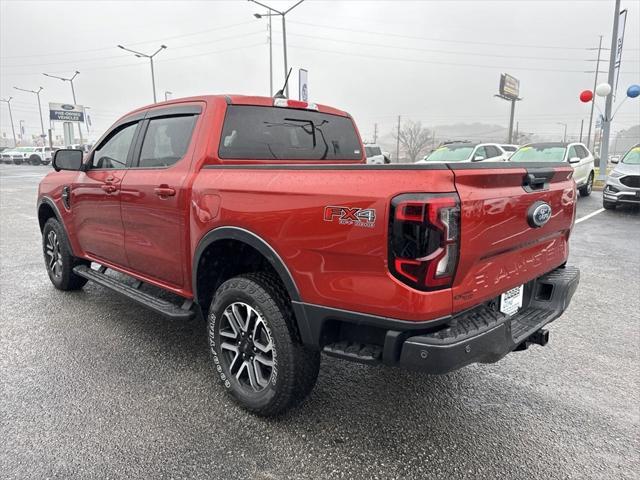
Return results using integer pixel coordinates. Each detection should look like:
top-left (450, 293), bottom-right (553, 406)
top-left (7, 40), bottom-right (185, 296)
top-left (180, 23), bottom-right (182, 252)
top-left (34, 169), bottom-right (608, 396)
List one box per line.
top-left (42, 218), bottom-right (88, 290)
top-left (29, 155), bottom-right (42, 166)
top-left (207, 273), bottom-right (320, 416)
top-left (579, 172), bottom-right (594, 197)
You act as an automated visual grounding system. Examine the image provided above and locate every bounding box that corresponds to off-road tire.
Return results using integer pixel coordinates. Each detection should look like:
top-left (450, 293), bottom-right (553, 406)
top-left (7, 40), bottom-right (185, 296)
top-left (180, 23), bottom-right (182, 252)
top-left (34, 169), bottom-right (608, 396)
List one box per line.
top-left (29, 154), bottom-right (42, 166)
top-left (603, 199), bottom-right (617, 210)
top-left (207, 272), bottom-right (320, 416)
top-left (42, 218), bottom-right (89, 290)
top-left (579, 172), bottom-right (594, 197)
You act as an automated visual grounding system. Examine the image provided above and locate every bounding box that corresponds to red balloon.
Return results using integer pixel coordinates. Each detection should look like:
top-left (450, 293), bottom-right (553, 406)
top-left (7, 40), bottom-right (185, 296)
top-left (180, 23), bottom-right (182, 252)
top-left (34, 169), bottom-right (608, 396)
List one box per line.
top-left (580, 90), bottom-right (593, 103)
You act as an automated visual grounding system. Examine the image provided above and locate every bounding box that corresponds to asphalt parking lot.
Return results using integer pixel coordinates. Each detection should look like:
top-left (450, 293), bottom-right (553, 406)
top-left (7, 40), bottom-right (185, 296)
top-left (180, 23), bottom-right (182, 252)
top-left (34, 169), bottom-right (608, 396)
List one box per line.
top-left (1, 164), bottom-right (638, 480)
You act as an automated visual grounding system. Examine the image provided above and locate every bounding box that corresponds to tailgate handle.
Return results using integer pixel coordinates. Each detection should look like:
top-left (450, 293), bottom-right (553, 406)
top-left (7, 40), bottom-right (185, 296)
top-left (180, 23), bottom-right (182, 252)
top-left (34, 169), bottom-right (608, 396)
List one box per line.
top-left (523, 169), bottom-right (554, 192)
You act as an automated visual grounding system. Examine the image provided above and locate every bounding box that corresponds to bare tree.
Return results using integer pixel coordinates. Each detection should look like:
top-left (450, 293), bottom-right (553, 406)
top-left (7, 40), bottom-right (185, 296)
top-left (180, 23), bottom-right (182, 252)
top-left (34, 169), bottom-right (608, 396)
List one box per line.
top-left (394, 120), bottom-right (432, 162)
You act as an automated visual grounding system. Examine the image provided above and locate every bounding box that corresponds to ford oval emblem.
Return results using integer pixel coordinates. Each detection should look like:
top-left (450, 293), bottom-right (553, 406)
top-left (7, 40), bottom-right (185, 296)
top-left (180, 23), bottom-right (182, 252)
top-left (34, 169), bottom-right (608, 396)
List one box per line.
top-left (528, 201), bottom-right (552, 228)
top-left (61, 104), bottom-right (75, 110)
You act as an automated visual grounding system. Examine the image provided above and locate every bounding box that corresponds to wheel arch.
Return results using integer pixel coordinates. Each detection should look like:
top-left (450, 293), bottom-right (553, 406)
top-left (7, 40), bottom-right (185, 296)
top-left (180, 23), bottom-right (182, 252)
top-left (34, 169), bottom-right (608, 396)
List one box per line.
top-left (37, 197), bottom-right (77, 256)
top-left (192, 227), bottom-right (301, 310)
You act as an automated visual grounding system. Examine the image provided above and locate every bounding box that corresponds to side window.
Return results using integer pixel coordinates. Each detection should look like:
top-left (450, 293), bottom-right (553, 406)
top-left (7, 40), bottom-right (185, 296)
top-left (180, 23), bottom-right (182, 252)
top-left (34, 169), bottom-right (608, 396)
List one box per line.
top-left (474, 146), bottom-right (487, 159)
top-left (91, 123), bottom-right (138, 169)
top-left (576, 145), bottom-right (589, 158)
top-left (567, 146), bottom-right (578, 161)
top-left (485, 146), bottom-right (499, 158)
top-left (138, 115), bottom-right (197, 168)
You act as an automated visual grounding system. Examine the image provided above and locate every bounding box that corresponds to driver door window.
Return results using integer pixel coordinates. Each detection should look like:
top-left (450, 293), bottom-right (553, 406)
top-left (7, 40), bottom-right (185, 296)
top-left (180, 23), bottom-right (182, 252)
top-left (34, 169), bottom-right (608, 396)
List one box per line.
top-left (90, 123), bottom-right (138, 169)
top-left (473, 146), bottom-right (487, 160)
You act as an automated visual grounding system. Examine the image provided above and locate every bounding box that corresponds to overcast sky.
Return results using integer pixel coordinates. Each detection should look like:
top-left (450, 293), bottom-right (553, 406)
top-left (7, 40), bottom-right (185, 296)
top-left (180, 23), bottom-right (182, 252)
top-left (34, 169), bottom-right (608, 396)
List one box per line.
top-left (1, 0), bottom-right (639, 144)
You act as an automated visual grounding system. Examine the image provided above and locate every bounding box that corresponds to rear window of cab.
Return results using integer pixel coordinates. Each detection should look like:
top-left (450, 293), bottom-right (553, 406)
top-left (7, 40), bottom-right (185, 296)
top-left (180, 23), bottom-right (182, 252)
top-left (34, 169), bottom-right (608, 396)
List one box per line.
top-left (219, 105), bottom-right (362, 161)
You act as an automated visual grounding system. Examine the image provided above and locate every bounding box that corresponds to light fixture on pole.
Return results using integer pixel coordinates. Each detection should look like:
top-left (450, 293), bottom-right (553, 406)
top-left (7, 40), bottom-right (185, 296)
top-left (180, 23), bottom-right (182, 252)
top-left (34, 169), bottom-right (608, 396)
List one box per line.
top-left (249, 0), bottom-right (305, 98)
top-left (0, 97), bottom-right (18, 147)
top-left (253, 11), bottom-right (273, 95)
top-left (14, 86), bottom-right (45, 138)
top-left (43, 70), bottom-right (84, 144)
top-left (557, 122), bottom-right (568, 143)
top-left (117, 44), bottom-right (167, 103)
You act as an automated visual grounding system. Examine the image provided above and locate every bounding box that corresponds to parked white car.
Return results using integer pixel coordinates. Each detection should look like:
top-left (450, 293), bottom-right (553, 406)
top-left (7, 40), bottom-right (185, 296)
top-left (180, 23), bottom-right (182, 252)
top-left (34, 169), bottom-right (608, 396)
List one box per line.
top-left (418, 142), bottom-right (507, 163)
top-left (365, 144), bottom-right (388, 164)
top-left (603, 144), bottom-right (640, 209)
top-left (509, 142), bottom-right (595, 196)
top-left (1, 146), bottom-right (53, 165)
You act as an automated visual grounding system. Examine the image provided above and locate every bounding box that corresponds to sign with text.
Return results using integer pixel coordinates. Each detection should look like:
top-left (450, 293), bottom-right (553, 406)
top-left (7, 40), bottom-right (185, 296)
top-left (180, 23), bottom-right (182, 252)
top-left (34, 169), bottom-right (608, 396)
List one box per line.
top-left (499, 73), bottom-right (520, 99)
top-left (49, 103), bottom-right (85, 123)
top-left (299, 68), bottom-right (308, 102)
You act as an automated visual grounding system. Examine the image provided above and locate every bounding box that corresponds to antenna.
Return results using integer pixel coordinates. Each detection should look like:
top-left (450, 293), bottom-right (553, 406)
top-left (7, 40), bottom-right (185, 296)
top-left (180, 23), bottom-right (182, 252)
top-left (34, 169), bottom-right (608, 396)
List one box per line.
top-left (274, 68), bottom-right (292, 99)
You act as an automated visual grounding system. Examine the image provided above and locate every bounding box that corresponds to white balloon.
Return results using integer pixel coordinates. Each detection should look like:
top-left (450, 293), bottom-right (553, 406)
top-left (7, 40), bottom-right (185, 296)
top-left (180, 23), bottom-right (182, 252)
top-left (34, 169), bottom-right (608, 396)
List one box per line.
top-left (595, 83), bottom-right (612, 97)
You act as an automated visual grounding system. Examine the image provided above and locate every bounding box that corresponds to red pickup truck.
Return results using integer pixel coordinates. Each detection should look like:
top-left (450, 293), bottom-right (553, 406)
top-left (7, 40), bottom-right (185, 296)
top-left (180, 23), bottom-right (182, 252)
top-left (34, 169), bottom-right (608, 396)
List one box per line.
top-left (38, 95), bottom-right (579, 416)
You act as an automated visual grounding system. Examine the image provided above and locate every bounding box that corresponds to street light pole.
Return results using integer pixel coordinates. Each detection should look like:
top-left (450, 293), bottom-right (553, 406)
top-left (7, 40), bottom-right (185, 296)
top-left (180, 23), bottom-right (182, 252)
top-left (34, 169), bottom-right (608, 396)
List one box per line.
top-left (249, 0), bottom-right (305, 98)
top-left (14, 86), bottom-right (45, 138)
top-left (164, 91), bottom-right (173, 101)
top-left (557, 123), bottom-right (568, 143)
top-left (0, 97), bottom-right (18, 147)
top-left (117, 44), bottom-right (167, 103)
top-left (43, 71), bottom-right (83, 144)
top-left (599, 0), bottom-right (621, 180)
top-left (585, 36), bottom-right (603, 150)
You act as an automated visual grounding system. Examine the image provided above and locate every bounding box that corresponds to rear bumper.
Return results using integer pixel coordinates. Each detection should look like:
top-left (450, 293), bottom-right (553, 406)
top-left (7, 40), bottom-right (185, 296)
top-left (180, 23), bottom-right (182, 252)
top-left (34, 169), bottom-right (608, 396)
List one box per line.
top-left (294, 265), bottom-right (579, 374)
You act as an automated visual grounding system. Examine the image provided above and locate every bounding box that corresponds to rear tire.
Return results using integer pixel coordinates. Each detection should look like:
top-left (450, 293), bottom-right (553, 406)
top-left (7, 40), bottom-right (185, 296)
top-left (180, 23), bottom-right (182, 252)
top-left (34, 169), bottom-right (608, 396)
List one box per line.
top-left (579, 172), bottom-right (594, 197)
top-left (13, 158), bottom-right (23, 165)
top-left (207, 273), bottom-right (320, 416)
top-left (42, 218), bottom-right (89, 290)
top-left (29, 155), bottom-right (42, 166)
top-left (603, 200), bottom-right (617, 210)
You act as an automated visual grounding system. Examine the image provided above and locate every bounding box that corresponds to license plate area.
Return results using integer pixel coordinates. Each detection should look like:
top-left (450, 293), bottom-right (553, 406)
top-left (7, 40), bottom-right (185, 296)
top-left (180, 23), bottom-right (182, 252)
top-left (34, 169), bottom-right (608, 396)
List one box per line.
top-left (500, 285), bottom-right (523, 316)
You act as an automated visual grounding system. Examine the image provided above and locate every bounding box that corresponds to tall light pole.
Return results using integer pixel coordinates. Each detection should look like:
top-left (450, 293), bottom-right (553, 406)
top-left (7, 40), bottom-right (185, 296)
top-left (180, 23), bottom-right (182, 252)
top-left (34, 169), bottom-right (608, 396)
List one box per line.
top-left (557, 122), bottom-right (568, 143)
top-left (0, 97), bottom-right (18, 147)
top-left (599, 0), bottom-right (621, 180)
top-left (164, 91), bottom-right (173, 101)
top-left (43, 70), bottom-right (83, 144)
top-left (14, 86), bottom-right (45, 137)
top-left (254, 11), bottom-right (273, 95)
top-left (249, 0), bottom-right (305, 98)
top-left (117, 44), bottom-right (167, 103)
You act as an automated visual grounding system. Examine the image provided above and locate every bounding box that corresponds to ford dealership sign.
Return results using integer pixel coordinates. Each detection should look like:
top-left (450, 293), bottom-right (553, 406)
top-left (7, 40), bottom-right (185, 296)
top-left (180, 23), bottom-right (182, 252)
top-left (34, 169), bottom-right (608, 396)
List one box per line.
top-left (49, 102), bottom-right (85, 122)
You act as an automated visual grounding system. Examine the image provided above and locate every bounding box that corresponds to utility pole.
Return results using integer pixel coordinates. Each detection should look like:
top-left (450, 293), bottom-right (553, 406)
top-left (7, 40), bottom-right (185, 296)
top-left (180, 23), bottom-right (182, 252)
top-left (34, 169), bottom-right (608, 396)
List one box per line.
top-left (599, 0), bottom-right (621, 180)
top-left (117, 44), bottom-right (167, 103)
top-left (249, 1), bottom-right (305, 98)
top-left (586, 35), bottom-right (604, 149)
top-left (0, 97), bottom-right (17, 147)
top-left (515, 122), bottom-right (519, 144)
top-left (373, 123), bottom-right (378, 143)
top-left (14, 86), bottom-right (45, 138)
top-left (43, 70), bottom-right (83, 144)
top-left (557, 123), bottom-right (568, 143)
top-left (396, 115), bottom-right (401, 162)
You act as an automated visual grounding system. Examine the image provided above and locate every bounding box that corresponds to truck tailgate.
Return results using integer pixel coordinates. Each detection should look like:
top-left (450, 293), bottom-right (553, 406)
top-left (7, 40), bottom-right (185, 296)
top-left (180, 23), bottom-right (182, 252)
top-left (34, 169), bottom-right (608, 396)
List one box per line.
top-left (450, 163), bottom-right (576, 313)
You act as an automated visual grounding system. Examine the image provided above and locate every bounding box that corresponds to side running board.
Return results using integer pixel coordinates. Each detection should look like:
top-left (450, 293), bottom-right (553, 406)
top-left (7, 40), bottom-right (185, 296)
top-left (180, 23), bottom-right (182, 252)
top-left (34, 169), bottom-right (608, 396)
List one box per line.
top-left (73, 265), bottom-right (195, 320)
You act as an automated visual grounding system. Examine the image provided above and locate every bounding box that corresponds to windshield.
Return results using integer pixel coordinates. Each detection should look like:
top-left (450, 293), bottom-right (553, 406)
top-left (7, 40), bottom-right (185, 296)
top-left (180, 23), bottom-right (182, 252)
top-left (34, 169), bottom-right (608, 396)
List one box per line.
top-left (502, 145), bottom-right (517, 152)
top-left (622, 146), bottom-right (640, 165)
top-left (365, 146), bottom-right (381, 157)
top-left (510, 145), bottom-right (566, 162)
top-left (219, 105), bottom-right (362, 160)
top-left (424, 145), bottom-right (474, 162)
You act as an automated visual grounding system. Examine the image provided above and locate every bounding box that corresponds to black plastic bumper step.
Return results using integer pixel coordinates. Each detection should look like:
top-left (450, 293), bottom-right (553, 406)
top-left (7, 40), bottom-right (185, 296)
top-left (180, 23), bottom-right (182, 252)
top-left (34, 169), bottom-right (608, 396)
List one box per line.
top-left (323, 341), bottom-right (382, 365)
top-left (73, 265), bottom-right (195, 320)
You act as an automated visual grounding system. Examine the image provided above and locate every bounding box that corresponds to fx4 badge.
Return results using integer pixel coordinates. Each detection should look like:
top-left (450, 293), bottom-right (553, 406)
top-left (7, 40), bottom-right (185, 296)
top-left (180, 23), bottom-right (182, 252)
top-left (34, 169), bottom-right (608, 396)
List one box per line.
top-left (324, 206), bottom-right (376, 228)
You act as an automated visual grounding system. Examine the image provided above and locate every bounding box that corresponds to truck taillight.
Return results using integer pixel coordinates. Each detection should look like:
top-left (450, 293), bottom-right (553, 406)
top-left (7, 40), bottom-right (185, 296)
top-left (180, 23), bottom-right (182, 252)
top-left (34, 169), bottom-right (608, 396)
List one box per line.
top-left (273, 98), bottom-right (318, 110)
top-left (389, 193), bottom-right (460, 291)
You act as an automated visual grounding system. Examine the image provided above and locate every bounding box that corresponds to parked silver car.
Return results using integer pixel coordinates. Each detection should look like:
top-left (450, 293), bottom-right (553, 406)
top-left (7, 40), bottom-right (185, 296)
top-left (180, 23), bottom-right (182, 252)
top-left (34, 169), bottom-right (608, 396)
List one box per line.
top-left (603, 144), bottom-right (640, 209)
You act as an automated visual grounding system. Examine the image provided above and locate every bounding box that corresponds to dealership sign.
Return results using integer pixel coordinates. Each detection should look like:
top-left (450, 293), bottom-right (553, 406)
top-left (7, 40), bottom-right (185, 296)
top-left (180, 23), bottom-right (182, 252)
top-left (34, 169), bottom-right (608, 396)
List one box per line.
top-left (49, 103), bottom-right (85, 122)
top-left (499, 73), bottom-right (520, 100)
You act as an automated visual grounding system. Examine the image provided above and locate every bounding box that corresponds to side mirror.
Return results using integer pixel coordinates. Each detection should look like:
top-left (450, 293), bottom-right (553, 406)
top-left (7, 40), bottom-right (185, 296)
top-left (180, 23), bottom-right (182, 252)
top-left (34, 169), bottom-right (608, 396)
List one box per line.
top-left (611, 157), bottom-right (619, 164)
top-left (472, 155), bottom-right (485, 162)
top-left (53, 149), bottom-right (83, 172)
top-left (568, 156), bottom-right (581, 164)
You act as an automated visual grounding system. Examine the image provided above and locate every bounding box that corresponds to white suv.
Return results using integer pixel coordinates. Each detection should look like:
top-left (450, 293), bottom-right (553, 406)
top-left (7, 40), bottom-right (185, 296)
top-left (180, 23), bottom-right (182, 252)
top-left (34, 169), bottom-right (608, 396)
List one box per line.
top-left (365, 144), bottom-right (389, 164)
top-left (1, 146), bottom-right (53, 165)
top-left (418, 142), bottom-right (507, 163)
top-left (509, 142), bottom-right (595, 196)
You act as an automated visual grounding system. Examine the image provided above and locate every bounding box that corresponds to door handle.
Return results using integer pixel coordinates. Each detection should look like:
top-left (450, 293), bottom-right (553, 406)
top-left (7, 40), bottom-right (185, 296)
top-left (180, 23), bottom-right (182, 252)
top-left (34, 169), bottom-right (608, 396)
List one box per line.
top-left (101, 184), bottom-right (117, 193)
top-left (154, 186), bottom-right (176, 197)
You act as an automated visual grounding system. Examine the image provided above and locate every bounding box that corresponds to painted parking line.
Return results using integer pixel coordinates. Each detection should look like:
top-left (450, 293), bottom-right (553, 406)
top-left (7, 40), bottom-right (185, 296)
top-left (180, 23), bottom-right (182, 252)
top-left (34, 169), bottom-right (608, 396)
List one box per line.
top-left (575, 208), bottom-right (605, 224)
